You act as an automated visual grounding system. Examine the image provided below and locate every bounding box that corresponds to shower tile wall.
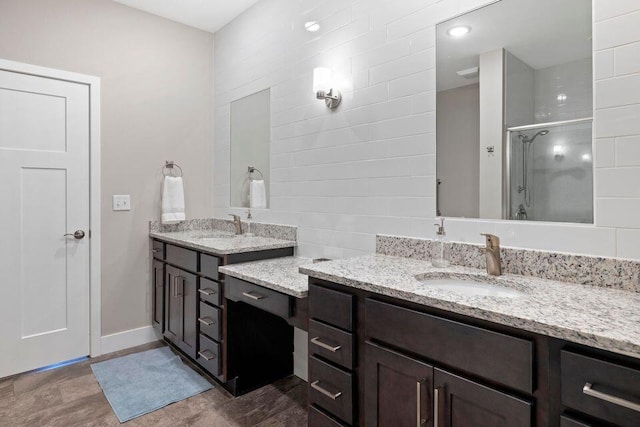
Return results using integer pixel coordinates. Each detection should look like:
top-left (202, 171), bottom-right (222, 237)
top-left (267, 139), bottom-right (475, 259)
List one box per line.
top-left (534, 58), bottom-right (593, 123)
top-left (215, 0), bottom-right (640, 260)
top-left (506, 55), bottom-right (594, 223)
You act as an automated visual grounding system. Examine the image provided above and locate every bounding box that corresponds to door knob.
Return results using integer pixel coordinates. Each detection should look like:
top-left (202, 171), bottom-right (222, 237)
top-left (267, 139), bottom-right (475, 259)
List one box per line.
top-left (64, 230), bottom-right (86, 239)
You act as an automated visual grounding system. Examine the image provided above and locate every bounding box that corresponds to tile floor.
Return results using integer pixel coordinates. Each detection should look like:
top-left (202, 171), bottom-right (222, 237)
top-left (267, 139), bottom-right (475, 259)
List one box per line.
top-left (0, 342), bottom-right (308, 427)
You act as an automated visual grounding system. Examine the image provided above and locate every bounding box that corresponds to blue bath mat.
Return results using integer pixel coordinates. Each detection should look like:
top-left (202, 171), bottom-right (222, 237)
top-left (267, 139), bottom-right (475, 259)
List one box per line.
top-left (91, 347), bottom-right (212, 422)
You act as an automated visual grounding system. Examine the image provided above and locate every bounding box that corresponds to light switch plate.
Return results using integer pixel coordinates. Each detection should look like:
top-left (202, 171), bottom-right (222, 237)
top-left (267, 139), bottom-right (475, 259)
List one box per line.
top-left (112, 195), bottom-right (131, 211)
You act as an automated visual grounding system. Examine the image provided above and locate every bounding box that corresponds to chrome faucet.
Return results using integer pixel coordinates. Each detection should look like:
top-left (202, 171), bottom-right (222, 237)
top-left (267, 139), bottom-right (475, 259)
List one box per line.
top-left (479, 233), bottom-right (502, 276)
top-left (229, 214), bottom-right (243, 235)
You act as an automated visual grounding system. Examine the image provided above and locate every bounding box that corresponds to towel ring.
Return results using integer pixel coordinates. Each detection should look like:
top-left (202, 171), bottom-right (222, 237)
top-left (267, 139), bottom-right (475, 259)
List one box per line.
top-left (163, 161), bottom-right (183, 177)
top-left (248, 166), bottom-right (264, 181)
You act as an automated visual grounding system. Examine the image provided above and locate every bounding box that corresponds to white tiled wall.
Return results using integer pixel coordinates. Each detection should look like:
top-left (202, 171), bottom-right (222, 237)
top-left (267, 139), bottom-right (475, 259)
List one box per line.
top-left (214, 0), bottom-right (640, 260)
top-left (534, 58), bottom-right (593, 123)
top-left (594, 2), bottom-right (640, 259)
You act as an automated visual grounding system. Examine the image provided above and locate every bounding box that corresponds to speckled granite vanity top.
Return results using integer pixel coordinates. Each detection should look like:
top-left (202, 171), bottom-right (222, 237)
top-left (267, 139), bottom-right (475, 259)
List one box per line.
top-left (150, 228), bottom-right (296, 256)
top-left (300, 254), bottom-right (640, 359)
top-left (219, 257), bottom-right (312, 298)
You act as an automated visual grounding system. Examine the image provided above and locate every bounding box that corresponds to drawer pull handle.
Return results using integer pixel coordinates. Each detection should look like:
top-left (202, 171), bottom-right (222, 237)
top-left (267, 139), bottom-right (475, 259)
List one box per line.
top-left (434, 387), bottom-right (442, 427)
top-left (310, 380), bottom-right (342, 400)
top-left (198, 288), bottom-right (217, 296)
top-left (416, 381), bottom-right (421, 427)
top-left (198, 317), bottom-right (216, 326)
top-left (417, 380), bottom-right (428, 426)
top-left (583, 382), bottom-right (640, 413)
top-left (198, 350), bottom-right (216, 361)
top-left (310, 337), bottom-right (341, 352)
top-left (242, 291), bottom-right (265, 301)
top-left (152, 249), bottom-right (161, 253)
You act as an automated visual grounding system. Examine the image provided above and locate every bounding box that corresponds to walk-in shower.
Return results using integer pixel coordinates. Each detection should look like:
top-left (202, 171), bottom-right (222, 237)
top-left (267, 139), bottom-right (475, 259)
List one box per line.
top-left (507, 118), bottom-right (593, 223)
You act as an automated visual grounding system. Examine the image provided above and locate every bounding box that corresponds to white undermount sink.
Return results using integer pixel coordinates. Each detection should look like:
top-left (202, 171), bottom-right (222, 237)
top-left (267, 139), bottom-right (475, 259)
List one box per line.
top-left (417, 277), bottom-right (525, 298)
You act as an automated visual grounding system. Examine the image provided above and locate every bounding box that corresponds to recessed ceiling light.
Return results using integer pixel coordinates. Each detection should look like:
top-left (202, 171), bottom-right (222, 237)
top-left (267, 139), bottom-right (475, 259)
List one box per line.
top-left (304, 21), bottom-right (320, 32)
top-left (447, 25), bottom-right (471, 38)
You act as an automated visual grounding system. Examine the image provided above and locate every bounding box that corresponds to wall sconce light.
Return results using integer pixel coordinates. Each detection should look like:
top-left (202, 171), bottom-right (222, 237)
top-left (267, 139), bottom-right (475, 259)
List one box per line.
top-left (313, 67), bottom-right (342, 109)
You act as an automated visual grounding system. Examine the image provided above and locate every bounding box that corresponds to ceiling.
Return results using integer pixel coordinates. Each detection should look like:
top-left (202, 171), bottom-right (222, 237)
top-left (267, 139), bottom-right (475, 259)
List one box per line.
top-left (112, 0), bottom-right (260, 33)
top-left (437, 0), bottom-right (592, 91)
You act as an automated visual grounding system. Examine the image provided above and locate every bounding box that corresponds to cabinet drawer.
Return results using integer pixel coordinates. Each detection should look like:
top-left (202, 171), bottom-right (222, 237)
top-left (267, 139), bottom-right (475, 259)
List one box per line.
top-left (152, 240), bottom-right (164, 260)
top-left (197, 334), bottom-right (220, 377)
top-left (309, 405), bottom-right (349, 427)
top-left (309, 356), bottom-right (353, 425)
top-left (199, 278), bottom-right (221, 307)
top-left (226, 276), bottom-right (291, 319)
top-left (166, 244), bottom-right (197, 272)
top-left (366, 298), bottom-right (533, 394)
top-left (561, 350), bottom-right (640, 427)
top-left (309, 284), bottom-right (354, 332)
top-left (201, 253), bottom-right (221, 281)
top-left (560, 415), bottom-right (593, 427)
top-left (198, 302), bottom-right (221, 342)
top-left (309, 320), bottom-right (353, 370)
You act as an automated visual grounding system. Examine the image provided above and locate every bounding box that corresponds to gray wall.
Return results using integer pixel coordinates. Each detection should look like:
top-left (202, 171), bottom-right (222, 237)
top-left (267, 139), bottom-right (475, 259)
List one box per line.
top-left (436, 84), bottom-right (480, 218)
top-left (0, 0), bottom-right (214, 336)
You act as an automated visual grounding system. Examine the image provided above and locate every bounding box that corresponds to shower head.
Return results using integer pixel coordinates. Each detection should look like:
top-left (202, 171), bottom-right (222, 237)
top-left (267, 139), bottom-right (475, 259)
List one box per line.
top-left (529, 130), bottom-right (549, 143)
top-left (519, 129), bottom-right (550, 144)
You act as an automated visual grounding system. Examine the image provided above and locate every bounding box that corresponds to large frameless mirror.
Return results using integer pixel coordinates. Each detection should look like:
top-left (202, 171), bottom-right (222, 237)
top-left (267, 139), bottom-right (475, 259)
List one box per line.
top-left (436, 0), bottom-right (593, 223)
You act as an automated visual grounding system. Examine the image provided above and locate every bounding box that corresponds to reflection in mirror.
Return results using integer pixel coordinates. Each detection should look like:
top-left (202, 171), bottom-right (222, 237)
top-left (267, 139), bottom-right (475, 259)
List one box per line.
top-left (436, 0), bottom-right (593, 223)
top-left (230, 88), bottom-right (270, 209)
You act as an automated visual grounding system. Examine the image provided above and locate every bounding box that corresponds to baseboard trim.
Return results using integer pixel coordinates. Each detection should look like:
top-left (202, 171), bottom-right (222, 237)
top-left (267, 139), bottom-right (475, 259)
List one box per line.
top-left (100, 325), bottom-right (161, 356)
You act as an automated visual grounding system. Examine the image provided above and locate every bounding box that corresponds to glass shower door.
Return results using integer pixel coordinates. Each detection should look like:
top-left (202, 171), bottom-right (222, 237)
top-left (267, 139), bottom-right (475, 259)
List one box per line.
top-left (508, 119), bottom-right (593, 223)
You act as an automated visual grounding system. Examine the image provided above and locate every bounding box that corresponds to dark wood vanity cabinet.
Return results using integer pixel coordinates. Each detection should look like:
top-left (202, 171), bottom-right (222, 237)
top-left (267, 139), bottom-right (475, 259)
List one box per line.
top-left (433, 368), bottom-right (532, 426)
top-left (308, 284), bottom-right (355, 426)
top-left (151, 241), bottom-right (165, 333)
top-left (152, 259), bottom-right (164, 332)
top-left (560, 350), bottom-right (640, 427)
top-left (364, 298), bottom-right (533, 427)
top-left (309, 278), bottom-right (640, 427)
top-left (164, 264), bottom-right (198, 359)
top-left (151, 238), bottom-right (295, 396)
top-left (364, 341), bottom-right (434, 427)
top-left (364, 340), bottom-right (532, 427)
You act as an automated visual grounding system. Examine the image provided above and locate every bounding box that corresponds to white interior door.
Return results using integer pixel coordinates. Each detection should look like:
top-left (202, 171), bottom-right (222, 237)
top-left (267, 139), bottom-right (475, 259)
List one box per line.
top-left (0, 69), bottom-right (90, 378)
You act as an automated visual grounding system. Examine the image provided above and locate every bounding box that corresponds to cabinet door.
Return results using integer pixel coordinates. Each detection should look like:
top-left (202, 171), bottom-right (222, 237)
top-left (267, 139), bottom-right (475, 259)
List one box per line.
top-left (365, 341), bottom-right (434, 427)
top-left (164, 265), bottom-right (198, 359)
top-left (434, 368), bottom-right (532, 427)
top-left (152, 260), bottom-right (164, 332)
top-left (180, 270), bottom-right (198, 359)
top-left (164, 265), bottom-right (182, 344)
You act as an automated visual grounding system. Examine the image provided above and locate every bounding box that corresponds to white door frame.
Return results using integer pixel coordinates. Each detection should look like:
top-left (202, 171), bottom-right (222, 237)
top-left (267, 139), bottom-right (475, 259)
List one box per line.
top-left (0, 59), bottom-right (102, 358)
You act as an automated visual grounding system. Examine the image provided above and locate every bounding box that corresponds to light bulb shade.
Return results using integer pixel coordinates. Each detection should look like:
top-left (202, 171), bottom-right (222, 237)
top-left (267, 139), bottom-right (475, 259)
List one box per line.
top-left (313, 67), bottom-right (332, 94)
top-left (553, 145), bottom-right (565, 156)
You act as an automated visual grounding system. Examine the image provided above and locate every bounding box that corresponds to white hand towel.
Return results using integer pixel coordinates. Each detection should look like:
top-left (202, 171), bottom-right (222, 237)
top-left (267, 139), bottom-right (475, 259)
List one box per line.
top-left (250, 180), bottom-right (267, 209)
top-left (161, 176), bottom-right (186, 224)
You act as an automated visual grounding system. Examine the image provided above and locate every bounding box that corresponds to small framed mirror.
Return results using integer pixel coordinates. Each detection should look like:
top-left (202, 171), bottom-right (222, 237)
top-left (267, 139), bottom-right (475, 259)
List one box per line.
top-left (230, 88), bottom-right (271, 209)
top-left (436, 0), bottom-right (593, 223)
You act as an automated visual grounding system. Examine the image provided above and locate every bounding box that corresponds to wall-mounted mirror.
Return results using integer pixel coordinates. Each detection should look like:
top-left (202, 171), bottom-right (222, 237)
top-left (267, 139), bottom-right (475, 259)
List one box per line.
top-left (436, 0), bottom-right (593, 223)
top-left (230, 88), bottom-right (270, 209)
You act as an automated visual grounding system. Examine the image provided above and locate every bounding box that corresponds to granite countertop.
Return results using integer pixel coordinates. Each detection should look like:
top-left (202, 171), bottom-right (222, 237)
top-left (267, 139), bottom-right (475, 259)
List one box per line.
top-left (150, 229), bottom-right (296, 256)
top-left (299, 254), bottom-right (640, 360)
top-left (219, 257), bottom-right (312, 298)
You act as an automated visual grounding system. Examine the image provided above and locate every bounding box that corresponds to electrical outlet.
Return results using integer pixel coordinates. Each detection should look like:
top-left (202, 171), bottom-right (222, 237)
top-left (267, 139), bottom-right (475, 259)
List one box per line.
top-left (112, 195), bottom-right (131, 211)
